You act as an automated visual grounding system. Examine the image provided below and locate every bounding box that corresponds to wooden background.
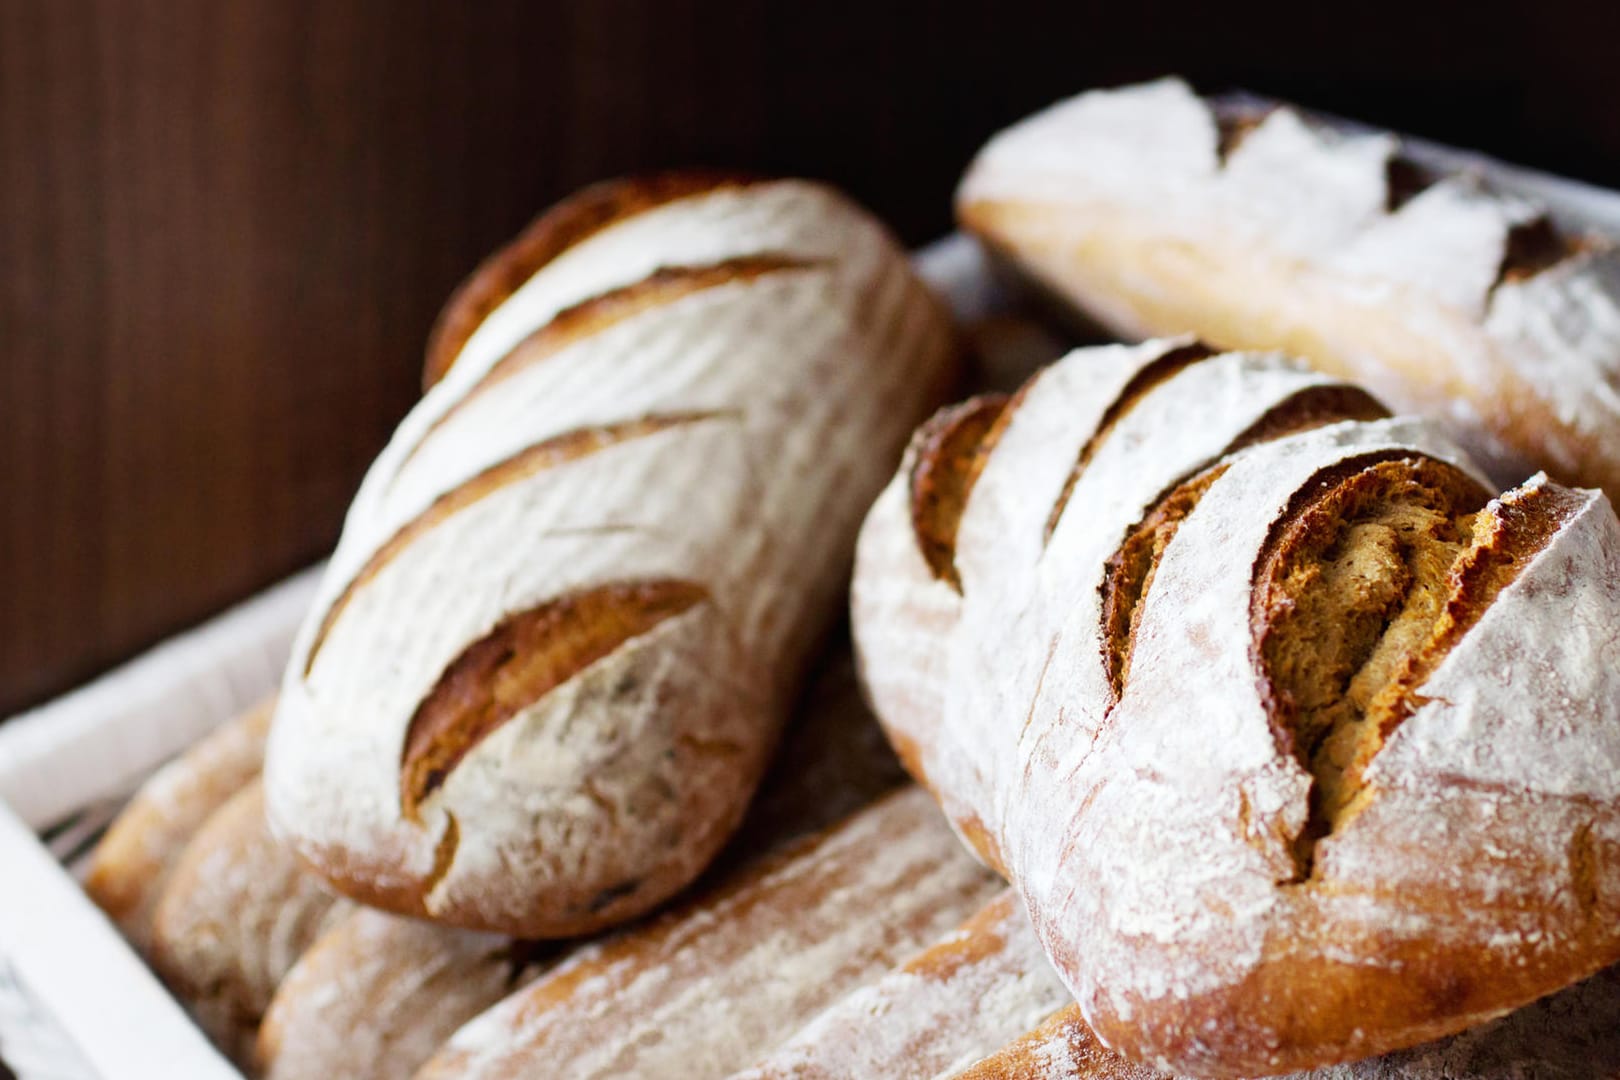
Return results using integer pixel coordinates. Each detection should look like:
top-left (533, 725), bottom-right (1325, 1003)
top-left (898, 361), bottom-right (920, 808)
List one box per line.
top-left (5, 0), bottom-right (1620, 715)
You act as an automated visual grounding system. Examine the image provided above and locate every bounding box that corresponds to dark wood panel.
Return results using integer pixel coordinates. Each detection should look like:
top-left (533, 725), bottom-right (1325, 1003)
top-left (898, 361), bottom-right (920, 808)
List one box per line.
top-left (4, 0), bottom-right (1619, 714)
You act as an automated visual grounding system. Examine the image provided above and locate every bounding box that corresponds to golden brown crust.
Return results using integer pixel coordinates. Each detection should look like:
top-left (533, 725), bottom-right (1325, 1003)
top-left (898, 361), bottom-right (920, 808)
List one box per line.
top-left (1044, 342), bottom-right (1216, 541)
top-left (256, 909), bottom-right (557, 1080)
top-left (962, 961), bottom-right (1620, 1079)
top-left (417, 788), bottom-right (999, 1079)
top-left (908, 395), bottom-right (1009, 591)
top-left (421, 171), bottom-right (763, 389)
top-left (1100, 379), bottom-right (1388, 704)
top-left (398, 580), bottom-right (709, 820)
top-left (83, 697), bottom-right (275, 952)
top-left (1251, 454), bottom-right (1493, 874)
top-left (148, 781), bottom-right (345, 1066)
top-left (1100, 464), bottom-right (1228, 701)
top-left (306, 414), bottom-right (725, 672)
top-left (256, 642), bottom-right (900, 1080)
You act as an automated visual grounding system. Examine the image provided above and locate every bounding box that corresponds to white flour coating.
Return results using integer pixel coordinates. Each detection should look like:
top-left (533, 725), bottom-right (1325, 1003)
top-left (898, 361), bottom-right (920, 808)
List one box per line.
top-left (1374, 478), bottom-right (1620, 802)
top-left (419, 787), bottom-right (1001, 1080)
top-left (945, 963), bottom-right (1620, 1079)
top-left (959, 77), bottom-right (1620, 496)
top-left (342, 180), bottom-right (898, 533)
top-left (84, 699), bottom-right (272, 952)
top-left (851, 339), bottom-right (1620, 1075)
top-left (265, 180), bottom-right (956, 934)
top-left (730, 889), bottom-right (1070, 1080)
top-left (148, 781), bottom-right (350, 1063)
top-left (259, 907), bottom-right (541, 1080)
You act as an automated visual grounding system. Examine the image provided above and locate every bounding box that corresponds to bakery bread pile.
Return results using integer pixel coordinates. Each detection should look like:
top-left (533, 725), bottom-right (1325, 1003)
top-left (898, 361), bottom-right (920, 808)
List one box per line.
top-left (81, 88), bottom-right (1620, 1079)
top-left (852, 338), bottom-right (1620, 1075)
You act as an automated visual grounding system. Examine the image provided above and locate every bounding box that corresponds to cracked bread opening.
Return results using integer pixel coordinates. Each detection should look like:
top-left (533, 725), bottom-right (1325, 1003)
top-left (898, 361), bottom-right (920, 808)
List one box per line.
top-left (1100, 382), bottom-right (1390, 704)
top-left (399, 580), bottom-right (709, 820)
top-left (908, 394), bottom-right (1009, 592)
top-left (1253, 455), bottom-right (1493, 879)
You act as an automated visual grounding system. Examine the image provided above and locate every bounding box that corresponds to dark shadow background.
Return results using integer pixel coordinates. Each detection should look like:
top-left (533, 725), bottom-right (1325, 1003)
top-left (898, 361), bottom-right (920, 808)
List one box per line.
top-left (5, 0), bottom-right (1620, 714)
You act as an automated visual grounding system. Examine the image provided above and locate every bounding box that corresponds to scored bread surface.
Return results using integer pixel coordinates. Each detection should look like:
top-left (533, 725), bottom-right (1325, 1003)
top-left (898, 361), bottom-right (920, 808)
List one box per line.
top-left (732, 888), bottom-right (1071, 1080)
top-left (257, 639), bottom-right (908, 1080)
top-left (417, 786), bottom-right (1001, 1079)
top-left (959, 78), bottom-right (1620, 499)
top-left (852, 338), bottom-right (1620, 1075)
top-left (265, 175), bottom-right (957, 938)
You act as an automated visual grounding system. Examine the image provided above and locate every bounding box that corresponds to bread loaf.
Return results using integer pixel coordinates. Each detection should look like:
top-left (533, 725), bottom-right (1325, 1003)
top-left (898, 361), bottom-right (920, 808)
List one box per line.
top-left (732, 889), bottom-right (1070, 1080)
top-left (85, 697), bottom-right (274, 951)
top-left (852, 338), bottom-right (1620, 1075)
top-left (958, 78), bottom-right (1620, 498)
top-left (147, 780), bottom-right (350, 1064)
top-left (256, 909), bottom-right (555, 1080)
top-left (417, 786), bottom-right (1001, 1079)
top-left (256, 638), bottom-right (906, 1080)
top-left (953, 965), bottom-right (1620, 1079)
top-left (264, 174), bottom-right (957, 938)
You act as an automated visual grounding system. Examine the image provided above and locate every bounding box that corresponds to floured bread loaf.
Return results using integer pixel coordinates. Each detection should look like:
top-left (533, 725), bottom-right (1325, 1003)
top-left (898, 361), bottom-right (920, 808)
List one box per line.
top-left (85, 697), bottom-right (275, 952)
top-left (147, 780), bottom-right (351, 1064)
top-left (265, 174), bottom-right (958, 937)
top-left (732, 888), bottom-right (1070, 1080)
top-left (958, 78), bottom-right (1620, 498)
top-left (256, 908), bottom-right (556, 1080)
top-left (417, 786), bottom-right (1001, 1079)
top-left (256, 638), bottom-right (908, 1080)
top-left (852, 338), bottom-right (1620, 1075)
top-left (954, 966), bottom-right (1620, 1079)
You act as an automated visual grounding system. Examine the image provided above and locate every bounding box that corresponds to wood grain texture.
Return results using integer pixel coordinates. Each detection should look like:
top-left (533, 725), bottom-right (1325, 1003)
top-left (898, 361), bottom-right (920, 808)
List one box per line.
top-left (3, 0), bottom-right (1619, 715)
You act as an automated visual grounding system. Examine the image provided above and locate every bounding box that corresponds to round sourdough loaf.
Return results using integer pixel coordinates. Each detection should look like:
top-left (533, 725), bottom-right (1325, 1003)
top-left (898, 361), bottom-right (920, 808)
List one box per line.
top-left (264, 174), bottom-right (958, 938)
top-left (853, 338), bottom-right (1620, 1076)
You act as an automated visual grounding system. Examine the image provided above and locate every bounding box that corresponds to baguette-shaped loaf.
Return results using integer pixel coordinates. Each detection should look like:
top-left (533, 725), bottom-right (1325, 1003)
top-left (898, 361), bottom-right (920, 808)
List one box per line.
top-left (416, 786), bottom-right (1001, 1079)
top-left (732, 888), bottom-right (1070, 1080)
top-left (148, 780), bottom-right (351, 1064)
top-left (265, 175), bottom-right (957, 937)
top-left (852, 339), bottom-right (1620, 1075)
top-left (953, 965), bottom-right (1620, 1080)
top-left (256, 639), bottom-right (907, 1080)
top-left (958, 78), bottom-right (1620, 498)
top-left (85, 697), bottom-right (274, 952)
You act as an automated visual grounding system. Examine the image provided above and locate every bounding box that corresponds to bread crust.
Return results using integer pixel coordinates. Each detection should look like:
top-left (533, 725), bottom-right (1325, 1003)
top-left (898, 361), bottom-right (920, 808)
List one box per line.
top-left (422, 170), bottom-right (759, 389)
top-left (958, 78), bottom-right (1620, 500)
top-left (84, 697), bottom-right (275, 952)
top-left (733, 889), bottom-right (1071, 1080)
top-left (852, 340), bottom-right (1620, 1075)
top-left (953, 963), bottom-right (1620, 1079)
top-left (147, 780), bottom-right (349, 1065)
top-left (256, 639), bottom-right (906, 1079)
top-left (266, 176), bottom-right (958, 937)
top-left (416, 787), bottom-right (1000, 1079)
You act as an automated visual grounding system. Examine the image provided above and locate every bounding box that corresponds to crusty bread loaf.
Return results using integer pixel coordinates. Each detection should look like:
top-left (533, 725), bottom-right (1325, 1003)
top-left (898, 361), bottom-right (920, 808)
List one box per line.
top-left (953, 964), bottom-right (1620, 1079)
top-left (958, 78), bottom-right (1620, 499)
top-left (147, 780), bottom-right (350, 1064)
top-left (732, 889), bottom-right (1070, 1080)
top-left (416, 786), bottom-right (1001, 1079)
top-left (256, 638), bottom-right (907, 1080)
top-left (265, 174), bottom-right (957, 939)
top-left (84, 697), bottom-right (274, 951)
top-left (255, 908), bottom-right (555, 1080)
top-left (852, 338), bottom-right (1620, 1075)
